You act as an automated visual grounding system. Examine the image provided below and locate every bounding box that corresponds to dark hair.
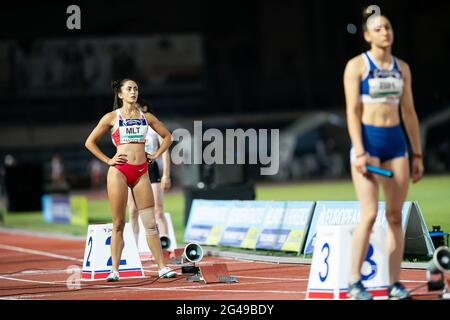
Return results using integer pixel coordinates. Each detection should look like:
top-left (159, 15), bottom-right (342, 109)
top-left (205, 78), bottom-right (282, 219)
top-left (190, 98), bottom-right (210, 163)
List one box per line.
top-left (111, 78), bottom-right (136, 110)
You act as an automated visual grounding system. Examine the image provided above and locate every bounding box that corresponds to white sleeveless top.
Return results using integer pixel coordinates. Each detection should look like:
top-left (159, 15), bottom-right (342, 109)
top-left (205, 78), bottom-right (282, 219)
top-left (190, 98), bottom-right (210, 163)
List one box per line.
top-left (144, 127), bottom-right (160, 154)
top-left (145, 126), bottom-right (163, 169)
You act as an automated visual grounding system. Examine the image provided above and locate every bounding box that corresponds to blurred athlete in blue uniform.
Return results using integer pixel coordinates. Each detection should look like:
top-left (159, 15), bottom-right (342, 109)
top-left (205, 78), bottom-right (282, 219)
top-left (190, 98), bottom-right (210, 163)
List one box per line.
top-left (343, 10), bottom-right (424, 299)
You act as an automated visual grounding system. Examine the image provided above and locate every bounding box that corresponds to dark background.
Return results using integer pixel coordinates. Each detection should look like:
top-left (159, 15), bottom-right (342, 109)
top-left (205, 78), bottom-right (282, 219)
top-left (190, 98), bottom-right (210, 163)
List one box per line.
top-left (1, 0), bottom-right (449, 119)
top-left (0, 0), bottom-right (449, 191)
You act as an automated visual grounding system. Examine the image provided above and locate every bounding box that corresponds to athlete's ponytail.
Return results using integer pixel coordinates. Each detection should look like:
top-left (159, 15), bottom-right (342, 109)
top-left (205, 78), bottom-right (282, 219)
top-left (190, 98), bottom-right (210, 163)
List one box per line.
top-left (111, 80), bottom-right (120, 90)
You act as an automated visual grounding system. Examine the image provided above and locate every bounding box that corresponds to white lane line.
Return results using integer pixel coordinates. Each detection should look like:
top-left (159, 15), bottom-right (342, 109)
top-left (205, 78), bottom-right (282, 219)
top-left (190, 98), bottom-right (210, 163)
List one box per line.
top-left (0, 228), bottom-right (85, 241)
top-left (0, 295), bottom-right (48, 300)
top-left (0, 275), bottom-right (63, 286)
top-left (402, 279), bottom-right (427, 283)
top-left (0, 272), bottom-right (427, 300)
top-left (1, 271), bottom-right (299, 291)
top-left (0, 274), bottom-right (307, 299)
top-left (73, 285), bottom-right (308, 296)
top-left (140, 269), bottom-right (309, 283)
top-left (165, 288), bottom-right (307, 294)
top-left (3, 268), bottom-right (426, 285)
top-left (237, 275), bottom-right (309, 281)
top-left (2, 265), bottom-right (425, 285)
top-left (0, 244), bottom-right (83, 262)
top-left (0, 242), bottom-right (427, 298)
top-left (0, 269), bottom-right (73, 277)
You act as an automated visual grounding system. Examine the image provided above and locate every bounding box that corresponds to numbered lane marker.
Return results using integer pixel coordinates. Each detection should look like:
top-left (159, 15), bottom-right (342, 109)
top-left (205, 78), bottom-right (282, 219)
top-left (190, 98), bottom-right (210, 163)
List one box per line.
top-left (81, 223), bottom-right (144, 281)
top-left (306, 225), bottom-right (389, 299)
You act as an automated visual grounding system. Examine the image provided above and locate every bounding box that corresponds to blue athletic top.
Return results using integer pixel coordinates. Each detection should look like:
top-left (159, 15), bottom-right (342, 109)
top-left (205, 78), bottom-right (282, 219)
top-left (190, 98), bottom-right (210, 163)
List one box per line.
top-left (360, 51), bottom-right (404, 105)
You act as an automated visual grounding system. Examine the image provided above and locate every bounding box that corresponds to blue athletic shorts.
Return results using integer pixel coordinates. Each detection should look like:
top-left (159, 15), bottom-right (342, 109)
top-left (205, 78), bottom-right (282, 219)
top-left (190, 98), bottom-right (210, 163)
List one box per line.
top-left (360, 124), bottom-right (408, 162)
top-left (350, 124), bottom-right (408, 162)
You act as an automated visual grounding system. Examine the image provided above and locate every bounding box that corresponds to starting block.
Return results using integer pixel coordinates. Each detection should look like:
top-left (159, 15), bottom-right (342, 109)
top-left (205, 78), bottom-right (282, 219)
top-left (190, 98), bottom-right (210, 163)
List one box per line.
top-left (185, 263), bottom-right (238, 284)
top-left (81, 223), bottom-right (144, 281)
top-left (137, 212), bottom-right (177, 261)
top-left (306, 225), bottom-right (389, 299)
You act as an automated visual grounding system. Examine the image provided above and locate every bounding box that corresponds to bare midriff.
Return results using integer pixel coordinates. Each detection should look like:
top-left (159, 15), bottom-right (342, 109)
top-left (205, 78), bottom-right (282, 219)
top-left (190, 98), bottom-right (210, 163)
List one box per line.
top-left (116, 144), bottom-right (147, 165)
top-left (361, 102), bottom-right (400, 127)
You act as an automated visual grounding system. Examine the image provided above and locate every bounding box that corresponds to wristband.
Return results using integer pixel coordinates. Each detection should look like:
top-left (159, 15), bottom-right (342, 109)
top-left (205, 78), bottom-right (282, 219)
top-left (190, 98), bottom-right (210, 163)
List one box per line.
top-left (413, 153), bottom-right (422, 159)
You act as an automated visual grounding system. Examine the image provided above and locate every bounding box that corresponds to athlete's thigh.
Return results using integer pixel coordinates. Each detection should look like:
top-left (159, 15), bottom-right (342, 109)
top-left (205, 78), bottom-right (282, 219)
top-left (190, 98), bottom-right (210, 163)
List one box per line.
top-left (381, 157), bottom-right (409, 214)
top-left (107, 167), bottom-right (128, 220)
top-left (130, 173), bottom-right (154, 210)
top-left (350, 155), bottom-right (381, 221)
top-left (127, 187), bottom-right (139, 221)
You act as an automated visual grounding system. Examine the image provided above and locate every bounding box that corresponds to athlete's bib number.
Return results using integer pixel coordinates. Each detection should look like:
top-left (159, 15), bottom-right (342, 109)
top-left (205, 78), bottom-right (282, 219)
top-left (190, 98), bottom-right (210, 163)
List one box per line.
top-left (368, 77), bottom-right (403, 97)
top-left (119, 126), bottom-right (144, 143)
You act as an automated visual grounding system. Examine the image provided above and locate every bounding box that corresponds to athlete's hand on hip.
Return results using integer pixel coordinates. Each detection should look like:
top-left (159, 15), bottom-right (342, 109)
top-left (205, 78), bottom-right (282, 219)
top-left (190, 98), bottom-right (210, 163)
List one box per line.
top-left (108, 153), bottom-right (127, 166)
top-left (412, 158), bottom-right (424, 183)
top-left (146, 152), bottom-right (157, 163)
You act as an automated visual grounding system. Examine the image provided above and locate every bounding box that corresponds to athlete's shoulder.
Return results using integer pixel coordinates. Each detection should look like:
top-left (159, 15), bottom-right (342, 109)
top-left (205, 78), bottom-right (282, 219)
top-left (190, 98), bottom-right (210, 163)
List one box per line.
top-left (99, 110), bottom-right (117, 125)
top-left (104, 110), bottom-right (118, 119)
top-left (344, 54), bottom-right (365, 76)
top-left (395, 58), bottom-right (410, 72)
top-left (346, 54), bottom-right (366, 67)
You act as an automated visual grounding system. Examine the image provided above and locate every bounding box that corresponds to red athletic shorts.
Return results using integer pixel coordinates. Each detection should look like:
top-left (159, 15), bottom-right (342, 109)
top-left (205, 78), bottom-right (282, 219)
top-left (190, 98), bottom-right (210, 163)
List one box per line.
top-left (114, 162), bottom-right (148, 187)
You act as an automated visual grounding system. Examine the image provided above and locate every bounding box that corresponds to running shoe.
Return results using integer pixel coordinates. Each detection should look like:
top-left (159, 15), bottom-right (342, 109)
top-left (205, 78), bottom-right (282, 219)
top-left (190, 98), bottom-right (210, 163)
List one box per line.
top-left (347, 280), bottom-right (374, 300)
top-left (388, 282), bottom-right (411, 300)
top-left (159, 266), bottom-right (176, 278)
top-left (106, 270), bottom-right (120, 282)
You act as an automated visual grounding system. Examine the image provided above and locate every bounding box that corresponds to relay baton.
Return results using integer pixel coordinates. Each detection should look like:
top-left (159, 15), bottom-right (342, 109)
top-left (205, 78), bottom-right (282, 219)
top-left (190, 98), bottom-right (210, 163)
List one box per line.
top-left (366, 164), bottom-right (394, 178)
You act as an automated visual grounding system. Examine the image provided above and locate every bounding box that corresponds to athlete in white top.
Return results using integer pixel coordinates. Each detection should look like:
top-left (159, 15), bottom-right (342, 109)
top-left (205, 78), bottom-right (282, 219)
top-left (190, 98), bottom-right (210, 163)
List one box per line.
top-left (127, 100), bottom-right (172, 247)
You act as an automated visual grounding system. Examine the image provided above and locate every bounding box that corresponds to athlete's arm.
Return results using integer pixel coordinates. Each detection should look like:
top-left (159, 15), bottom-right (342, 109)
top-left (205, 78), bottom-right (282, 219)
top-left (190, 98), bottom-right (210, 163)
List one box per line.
top-left (344, 57), bottom-right (367, 174)
top-left (158, 135), bottom-right (171, 191)
top-left (145, 113), bottom-right (173, 162)
top-left (399, 61), bottom-right (424, 183)
top-left (85, 112), bottom-right (127, 166)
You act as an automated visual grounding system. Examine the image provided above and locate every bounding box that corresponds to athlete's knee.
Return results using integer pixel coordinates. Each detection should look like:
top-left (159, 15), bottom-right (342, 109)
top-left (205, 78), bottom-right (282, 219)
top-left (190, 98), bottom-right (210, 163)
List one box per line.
top-left (386, 210), bottom-right (402, 226)
top-left (139, 207), bottom-right (158, 236)
top-left (112, 218), bottom-right (126, 232)
top-left (360, 214), bottom-right (377, 229)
